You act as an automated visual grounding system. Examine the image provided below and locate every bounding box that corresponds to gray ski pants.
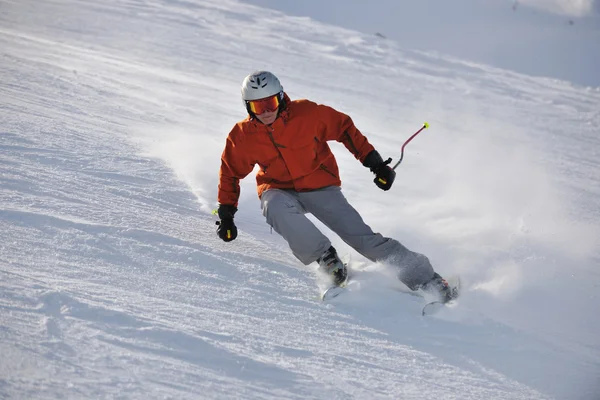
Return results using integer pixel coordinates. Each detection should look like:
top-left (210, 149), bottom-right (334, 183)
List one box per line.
top-left (260, 186), bottom-right (435, 289)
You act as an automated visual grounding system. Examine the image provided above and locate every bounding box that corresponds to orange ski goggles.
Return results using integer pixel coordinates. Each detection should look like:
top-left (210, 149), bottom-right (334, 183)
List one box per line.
top-left (246, 94), bottom-right (281, 115)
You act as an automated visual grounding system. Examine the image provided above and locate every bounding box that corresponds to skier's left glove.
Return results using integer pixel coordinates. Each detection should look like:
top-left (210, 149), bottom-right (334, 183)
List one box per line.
top-left (363, 150), bottom-right (396, 191)
top-left (216, 204), bottom-right (238, 242)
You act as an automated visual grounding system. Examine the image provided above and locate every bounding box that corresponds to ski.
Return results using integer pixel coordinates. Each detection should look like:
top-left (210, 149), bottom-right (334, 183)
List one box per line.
top-left (321, 271), bottom-right (461, 317)
top-left (320, 254), bottom-right (352, 301)
top-left (421, 300), bottom-right (448, 316)
top-left (421, 276), bottom-right (461, 316)
top-left (320, 278), bottom-right (350, 301)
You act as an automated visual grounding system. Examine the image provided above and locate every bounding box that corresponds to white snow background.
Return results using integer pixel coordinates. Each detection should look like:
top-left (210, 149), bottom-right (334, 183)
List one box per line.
top-left (241, 0), bottom-right (600, 87)
top-left (1, 0), bottom-right (599, 399)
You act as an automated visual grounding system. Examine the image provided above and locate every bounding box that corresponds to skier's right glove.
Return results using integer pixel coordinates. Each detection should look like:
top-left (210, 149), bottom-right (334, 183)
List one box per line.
top-left (363, 150), bottom-right (396, 191)
top-left (216, 204), bottom-right (238, 242)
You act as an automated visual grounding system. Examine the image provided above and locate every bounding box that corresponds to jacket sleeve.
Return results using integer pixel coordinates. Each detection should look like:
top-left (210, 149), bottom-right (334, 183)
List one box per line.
top-left (218, 124), bottom-right (255, 207)
top-left (317, 104), bottom-right (375, 163)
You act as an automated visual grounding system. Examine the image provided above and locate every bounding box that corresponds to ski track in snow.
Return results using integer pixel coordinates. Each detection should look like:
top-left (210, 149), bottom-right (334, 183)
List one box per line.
top-left (1, 0), bottom-right (599, 399)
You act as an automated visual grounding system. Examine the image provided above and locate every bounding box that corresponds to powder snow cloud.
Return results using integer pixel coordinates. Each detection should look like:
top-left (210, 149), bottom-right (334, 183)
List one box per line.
top-left (518, 0), bottom-right (598, 16)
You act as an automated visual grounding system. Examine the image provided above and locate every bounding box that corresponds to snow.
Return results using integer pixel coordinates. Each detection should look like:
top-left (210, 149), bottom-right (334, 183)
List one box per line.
top-left (241, 0), bottom-right (600, 87)
top-left (1, 0), bottom-right (599, 399)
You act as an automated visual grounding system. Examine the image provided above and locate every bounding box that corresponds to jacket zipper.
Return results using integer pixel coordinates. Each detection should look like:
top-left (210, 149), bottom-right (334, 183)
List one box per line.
top-left (232, 177), bottom-right (239, 195)
top-left (266, 128), bottom-right (294, 184)
top-left (319, 164), bottom-right (337, 178)
top-left (342, 130), bottom-right (359, 157)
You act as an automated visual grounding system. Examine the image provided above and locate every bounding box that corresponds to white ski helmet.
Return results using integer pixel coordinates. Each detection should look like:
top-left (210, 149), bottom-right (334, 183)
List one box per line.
top-left (241, 71), bottom-right (284, 112)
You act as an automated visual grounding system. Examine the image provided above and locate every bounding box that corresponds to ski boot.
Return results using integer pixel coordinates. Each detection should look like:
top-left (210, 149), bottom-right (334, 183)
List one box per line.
top-left (317, 246), bottom-right (347, 286)
top-left (420, 272), bottom-right (459, 303)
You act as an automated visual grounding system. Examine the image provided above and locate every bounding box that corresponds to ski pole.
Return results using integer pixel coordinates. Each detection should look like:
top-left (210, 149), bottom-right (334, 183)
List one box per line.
top-left (392, 122), bottom-right (430, 170)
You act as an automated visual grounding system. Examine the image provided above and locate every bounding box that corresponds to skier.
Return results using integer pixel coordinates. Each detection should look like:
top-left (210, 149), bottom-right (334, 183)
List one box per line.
top-left (215, 71), bottom-right (455, 303)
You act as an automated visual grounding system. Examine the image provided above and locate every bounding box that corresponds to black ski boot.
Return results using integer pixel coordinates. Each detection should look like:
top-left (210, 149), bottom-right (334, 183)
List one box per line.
top-left (317, 246), bottom-right (347, 286)
top-left (420, 273), bottom-right (458, 303)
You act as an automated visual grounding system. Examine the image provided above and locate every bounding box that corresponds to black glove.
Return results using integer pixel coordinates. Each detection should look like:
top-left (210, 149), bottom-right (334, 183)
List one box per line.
top-left (363, 150), bottom-right (396, 191)
top-left (216, 204), bottom-right (238, 242)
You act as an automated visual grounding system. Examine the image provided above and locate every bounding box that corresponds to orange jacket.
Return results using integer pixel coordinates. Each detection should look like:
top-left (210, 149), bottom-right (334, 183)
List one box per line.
top-left (218, 94), bottom-right (375, 207)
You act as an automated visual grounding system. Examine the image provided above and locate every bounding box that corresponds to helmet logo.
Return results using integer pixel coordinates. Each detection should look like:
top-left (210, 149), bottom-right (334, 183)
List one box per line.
top-left (250, 74), bottom-right (268, 89)
top-left (255, 74), bottom-right (268, 88)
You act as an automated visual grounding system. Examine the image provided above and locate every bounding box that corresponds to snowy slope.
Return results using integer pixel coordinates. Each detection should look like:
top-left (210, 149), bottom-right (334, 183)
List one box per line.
top-left (1, 0), bottom-right (599, 399)
top-left (241, 0), bottom-right (600, 87)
